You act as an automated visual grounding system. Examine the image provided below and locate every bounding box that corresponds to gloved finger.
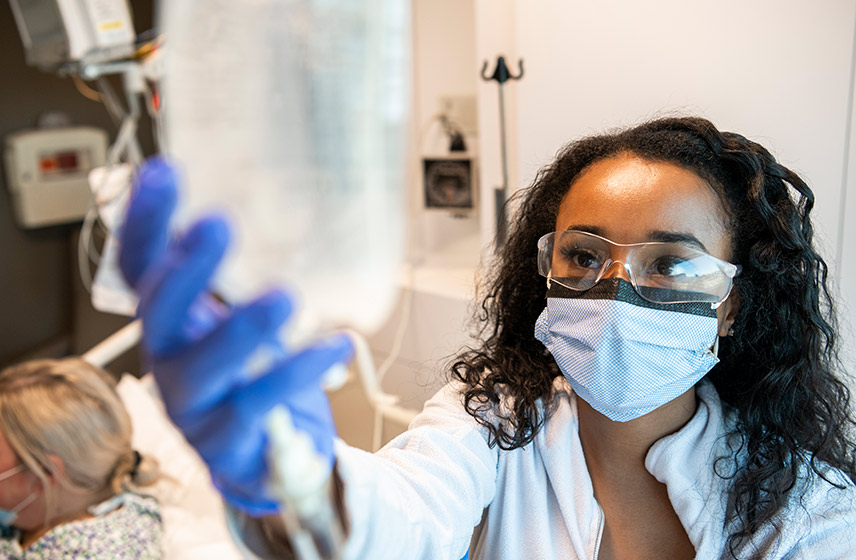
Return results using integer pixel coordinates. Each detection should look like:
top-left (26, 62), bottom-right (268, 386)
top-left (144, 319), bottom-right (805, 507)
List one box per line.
top-left (235, 333), bottom-right (353, 412)
top-left (182, 336), bottom-right (350, 478)
top-left (283, 384), bottom-right (337, 462)
top-left (182, 294), bottom-right (230, 343)
top-left (157, 291), bottom-right (293, 418)
top-left (183, 334), bottom-right (350, 454)
top-left (138, 215), bottom-right (230, 356)
top-left (189, 387), bottom-right (335, 492)
top-left (119, 157), bottom-right (179, 289)
top-left (187, 413), bottom-right (271, 495)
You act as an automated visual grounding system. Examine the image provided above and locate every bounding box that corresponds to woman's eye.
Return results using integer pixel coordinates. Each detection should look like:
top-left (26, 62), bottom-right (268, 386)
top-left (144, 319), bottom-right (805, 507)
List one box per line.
top-left (649, 256), bottom-right (692, 277)
top-left (560, 247), bottom-right (602, 269)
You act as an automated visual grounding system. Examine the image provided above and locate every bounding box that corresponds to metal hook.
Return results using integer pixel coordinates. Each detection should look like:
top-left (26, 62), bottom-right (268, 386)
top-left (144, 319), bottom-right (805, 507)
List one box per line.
top-left (480, 56), bottom-right (524, 85)
top-left (480, 55), bottom-right (524, 251)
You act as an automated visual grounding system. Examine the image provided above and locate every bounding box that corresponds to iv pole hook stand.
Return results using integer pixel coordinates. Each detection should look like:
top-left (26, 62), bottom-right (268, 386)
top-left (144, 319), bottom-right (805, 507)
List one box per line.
top-left (481, 55), bottom-right (523, 251)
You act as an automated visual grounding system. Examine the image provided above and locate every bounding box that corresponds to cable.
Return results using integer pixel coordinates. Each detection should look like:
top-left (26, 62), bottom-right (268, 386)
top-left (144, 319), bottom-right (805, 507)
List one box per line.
top-left (123, 87), bottom-right (144, 167)
top-left (96, 77), bottom-right (127, 127)
top-left (419, 112), bottom-right (468, 155)
top-left (367, 109), bottom-right (462, 449)
top-left (374, 271), bottom-right (414, 385)
top-left (79, 64), bottom-right (144, 294)
top-left (78, 205), bottom-right (100, 293)
top-left (72, 75), bottom-right (102, 102)
top-left (79, 165), bottom-right (116, 293)
top-left (143, 81), bottom-right (166, 153)
top-left (134, 39), bottom-right (161, 60)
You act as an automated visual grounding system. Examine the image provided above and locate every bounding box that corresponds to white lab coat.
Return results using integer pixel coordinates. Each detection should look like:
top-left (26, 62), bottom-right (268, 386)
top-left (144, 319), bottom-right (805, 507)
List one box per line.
top-left (335, 378), bottom-right (856, 559)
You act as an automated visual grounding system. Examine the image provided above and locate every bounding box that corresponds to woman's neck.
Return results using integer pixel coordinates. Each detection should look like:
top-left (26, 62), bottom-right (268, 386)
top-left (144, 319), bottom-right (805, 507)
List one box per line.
top-left (19, 488), bottom-right (116, 549)
top-left (576, 389), bottom-right (700, 560)
top-left (577, 388), bottom-right (698, 473)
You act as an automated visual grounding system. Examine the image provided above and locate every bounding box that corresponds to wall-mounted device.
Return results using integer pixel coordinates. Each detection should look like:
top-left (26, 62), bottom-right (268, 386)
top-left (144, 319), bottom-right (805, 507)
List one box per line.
top-left (4, 127), bottom-right (108, 228)
top-left (9, 0), bottom-right (135, 72)
top-left (423, 156), bottom-right (476, 214)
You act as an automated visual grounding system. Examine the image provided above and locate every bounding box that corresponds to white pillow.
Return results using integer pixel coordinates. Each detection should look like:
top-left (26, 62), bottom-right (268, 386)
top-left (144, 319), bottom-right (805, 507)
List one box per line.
top-left (116, 374), bottom-right (243, 560)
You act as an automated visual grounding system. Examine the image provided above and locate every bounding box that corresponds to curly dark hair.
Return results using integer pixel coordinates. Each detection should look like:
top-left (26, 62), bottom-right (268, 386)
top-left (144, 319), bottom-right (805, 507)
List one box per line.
top-left (450, 116), bottom-right (856, 553)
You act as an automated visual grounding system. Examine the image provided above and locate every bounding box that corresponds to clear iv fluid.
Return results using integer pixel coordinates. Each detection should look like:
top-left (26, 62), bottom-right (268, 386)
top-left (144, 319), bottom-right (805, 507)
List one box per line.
top-left (161, 0), bottom-right (410, 335)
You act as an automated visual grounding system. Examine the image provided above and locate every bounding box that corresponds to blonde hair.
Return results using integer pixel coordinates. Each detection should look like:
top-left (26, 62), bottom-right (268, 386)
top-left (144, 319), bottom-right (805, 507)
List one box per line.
top-left (0, 358), bottom-right (159, 521)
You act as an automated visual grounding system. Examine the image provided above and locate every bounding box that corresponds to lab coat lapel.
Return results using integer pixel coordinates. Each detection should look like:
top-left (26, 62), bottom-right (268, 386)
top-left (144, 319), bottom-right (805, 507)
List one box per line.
top-left (538, 379), bottom-right (603, 560)
top-left (644, 381), bottom-right (731, 558)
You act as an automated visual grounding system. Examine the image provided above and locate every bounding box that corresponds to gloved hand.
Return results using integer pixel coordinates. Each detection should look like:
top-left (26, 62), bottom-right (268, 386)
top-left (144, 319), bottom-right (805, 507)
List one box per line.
top-left (119, 157), bottom-right (353, 515)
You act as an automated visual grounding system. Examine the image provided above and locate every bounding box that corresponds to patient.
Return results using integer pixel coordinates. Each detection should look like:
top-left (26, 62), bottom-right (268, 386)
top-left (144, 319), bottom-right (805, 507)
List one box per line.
top-left (0, 358), bottom-right (162, 558)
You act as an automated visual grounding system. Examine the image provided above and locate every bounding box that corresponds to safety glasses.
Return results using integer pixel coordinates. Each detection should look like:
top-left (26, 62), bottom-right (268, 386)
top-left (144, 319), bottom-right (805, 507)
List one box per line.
top-left (537, 230), bottom-right (741, 308)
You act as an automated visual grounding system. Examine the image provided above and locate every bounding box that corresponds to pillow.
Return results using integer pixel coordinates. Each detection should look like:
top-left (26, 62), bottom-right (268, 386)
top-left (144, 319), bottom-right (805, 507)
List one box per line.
top-left (116, 374), bottom-right (243, 560)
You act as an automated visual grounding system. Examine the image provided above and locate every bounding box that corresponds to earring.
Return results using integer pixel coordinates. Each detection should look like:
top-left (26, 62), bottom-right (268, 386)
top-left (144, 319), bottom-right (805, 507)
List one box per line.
top-left (727, 327), bottom-right (735, 337)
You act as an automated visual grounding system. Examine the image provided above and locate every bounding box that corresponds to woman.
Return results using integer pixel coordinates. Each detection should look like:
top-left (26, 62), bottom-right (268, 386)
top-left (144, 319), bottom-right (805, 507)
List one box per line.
top-left (0, 358), bottom-right (162, 558)
top-left (118, 117), bottom-right (856, 558)
top-left (445, 117), bottom-right (856, 557)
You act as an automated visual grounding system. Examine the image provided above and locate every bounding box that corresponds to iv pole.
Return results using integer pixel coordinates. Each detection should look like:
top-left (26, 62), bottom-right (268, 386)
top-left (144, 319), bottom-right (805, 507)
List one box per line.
top-left (481, 55), bottom-right (523, 250)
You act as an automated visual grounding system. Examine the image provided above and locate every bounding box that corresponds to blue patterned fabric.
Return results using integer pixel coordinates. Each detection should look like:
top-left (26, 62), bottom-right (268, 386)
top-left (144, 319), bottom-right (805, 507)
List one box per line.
top-left (535, 278), bottom-right (719, 421)
top-left (0, 492), bottom-right (162, 559)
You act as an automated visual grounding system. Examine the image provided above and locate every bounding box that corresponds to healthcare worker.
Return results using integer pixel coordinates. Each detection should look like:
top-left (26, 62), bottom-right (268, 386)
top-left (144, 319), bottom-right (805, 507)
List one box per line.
top-left (119, 117), bottom-right (856, 558)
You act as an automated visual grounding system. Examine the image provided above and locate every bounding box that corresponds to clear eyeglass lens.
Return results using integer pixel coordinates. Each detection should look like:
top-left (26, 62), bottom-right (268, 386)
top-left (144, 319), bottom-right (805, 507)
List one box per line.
top-left (538, 231), bottom-right (736, 304)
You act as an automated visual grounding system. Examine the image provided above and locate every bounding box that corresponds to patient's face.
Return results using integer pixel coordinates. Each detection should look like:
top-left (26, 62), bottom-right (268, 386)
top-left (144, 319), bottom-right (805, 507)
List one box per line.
top-left (0, 428), bottom-right (44, 530)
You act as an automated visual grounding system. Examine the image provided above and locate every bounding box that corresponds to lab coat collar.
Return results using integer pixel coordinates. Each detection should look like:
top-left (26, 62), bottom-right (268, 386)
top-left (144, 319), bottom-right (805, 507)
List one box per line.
top-left (644, 380), bottom-right (732, 557)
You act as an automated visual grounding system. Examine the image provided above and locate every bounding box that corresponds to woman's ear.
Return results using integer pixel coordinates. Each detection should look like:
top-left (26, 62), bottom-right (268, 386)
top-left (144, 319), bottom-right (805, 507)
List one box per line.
top-left (718, 289), bottom-right (740, 337)
top-left (42, 455), bottom-right (66, 487)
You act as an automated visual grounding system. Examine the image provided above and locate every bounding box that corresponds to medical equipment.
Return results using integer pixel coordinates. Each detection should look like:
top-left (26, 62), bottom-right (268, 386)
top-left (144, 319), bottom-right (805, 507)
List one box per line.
top-left (161, 0), bottom-right (410, 556)
top-left (3, 127), bottom-right (107, 228)
top-left (418, 110), bottom-right (477, 215)
top-left (9, 0), bottom-right (164, 311)
top-left (423, 156), bottom-right (476, 212)
top-left (267, 406), bottom-right (345, 560)
top-left (163, 0), bottom-right (409, 336)
top-left (9, 0), bottom-right (135, 73)
top-left (76, 66), bottom-right (151, 305)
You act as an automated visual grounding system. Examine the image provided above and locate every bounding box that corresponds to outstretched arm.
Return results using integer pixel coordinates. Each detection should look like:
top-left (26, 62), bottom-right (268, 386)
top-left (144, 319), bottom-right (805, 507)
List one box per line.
top-left (118, 157), bottom-right (352, 516)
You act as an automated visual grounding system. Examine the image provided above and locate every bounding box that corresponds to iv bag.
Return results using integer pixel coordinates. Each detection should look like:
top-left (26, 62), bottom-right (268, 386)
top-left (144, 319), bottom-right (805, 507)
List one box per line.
top-left (161, 0), bottom-right (410, 336)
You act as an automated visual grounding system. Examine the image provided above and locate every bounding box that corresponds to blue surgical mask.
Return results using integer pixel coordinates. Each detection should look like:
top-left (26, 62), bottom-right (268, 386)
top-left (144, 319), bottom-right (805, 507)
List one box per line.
top-left (0, 495), bottom-right (35, 528)
top-left (535, 278), bottom-right (720, 422)
top-left (0, 463), bottom-right (38, 529)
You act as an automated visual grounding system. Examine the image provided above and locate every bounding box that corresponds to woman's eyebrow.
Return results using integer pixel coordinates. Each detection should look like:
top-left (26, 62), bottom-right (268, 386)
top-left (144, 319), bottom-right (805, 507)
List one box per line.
top-left (564, 224), bottom-right (604, 236)
top-left (648, 230), bottom-right (709, 252)
top-left (563, 225), bottom-right (709, 252)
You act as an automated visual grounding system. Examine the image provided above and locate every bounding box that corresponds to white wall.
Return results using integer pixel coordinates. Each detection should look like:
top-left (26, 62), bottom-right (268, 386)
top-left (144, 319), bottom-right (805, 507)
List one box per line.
top-left (511, 1), bottom-right (853, 253)
top-left (474, 0), bottom-right (519, 252)
top-left (410, 0), bottom-right (481, 259)
top-left (841, 64), bottom-right (856, 381)
top-left (365, 0), bottom-right (483, 413)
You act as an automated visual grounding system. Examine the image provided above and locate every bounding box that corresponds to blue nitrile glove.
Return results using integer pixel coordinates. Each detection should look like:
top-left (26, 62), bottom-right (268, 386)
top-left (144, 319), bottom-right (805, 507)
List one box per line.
top-left (119, 157), bottom-right (353, 515)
